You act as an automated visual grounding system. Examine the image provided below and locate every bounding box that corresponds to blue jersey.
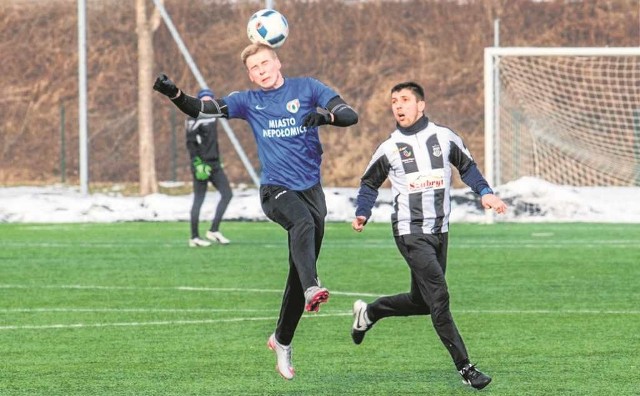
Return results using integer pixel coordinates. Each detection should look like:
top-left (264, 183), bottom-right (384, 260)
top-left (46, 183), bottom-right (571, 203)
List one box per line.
top-left (223, 77), bottom-right (338, 190)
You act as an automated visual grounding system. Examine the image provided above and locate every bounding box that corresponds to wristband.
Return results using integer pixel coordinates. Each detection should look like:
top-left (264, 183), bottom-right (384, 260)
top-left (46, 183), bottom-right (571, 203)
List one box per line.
top-left (479, 187), bottom-right (493, 196)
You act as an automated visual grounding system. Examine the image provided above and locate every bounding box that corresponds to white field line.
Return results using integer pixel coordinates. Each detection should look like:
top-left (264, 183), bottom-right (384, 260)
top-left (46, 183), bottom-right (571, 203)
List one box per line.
top-left (0, 284), bottom-right (380, 331)
top-left (2, 284), bottom-right (638, 331)
top-left (2, 307), bottom-right (638, 315)
top-left (0, 284), bottom-right (382, 297)
top-left (0, 313), bottom-right (351, 331)
top-left (0, 308), bottom-right (279, 313)
top-left (1, 309), bottom-right (638, 331)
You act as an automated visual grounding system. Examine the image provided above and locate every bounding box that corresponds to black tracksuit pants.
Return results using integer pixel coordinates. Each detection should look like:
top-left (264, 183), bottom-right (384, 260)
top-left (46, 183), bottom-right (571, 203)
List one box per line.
top-left (367, 232), bottom-right (470, 370)
top-left (190, 168), bottom-right (233, 239)
top-left (260, 183), bottom-right (326, 345)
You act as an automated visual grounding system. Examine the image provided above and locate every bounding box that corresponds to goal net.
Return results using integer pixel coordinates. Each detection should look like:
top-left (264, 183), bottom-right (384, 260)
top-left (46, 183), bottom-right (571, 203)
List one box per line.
top-left (484, 47), bottom-right (640, 187)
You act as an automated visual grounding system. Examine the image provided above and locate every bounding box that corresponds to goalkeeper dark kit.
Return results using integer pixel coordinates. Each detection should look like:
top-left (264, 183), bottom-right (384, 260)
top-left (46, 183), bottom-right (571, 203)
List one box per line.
top-left (186, 117), bottom-right (221, 170)
top-left (185, 112), bottom-right (232, 241)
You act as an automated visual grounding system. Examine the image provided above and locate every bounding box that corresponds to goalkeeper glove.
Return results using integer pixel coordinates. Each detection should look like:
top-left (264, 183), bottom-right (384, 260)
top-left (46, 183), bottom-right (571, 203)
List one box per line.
top-left (153, 73), bottom-right (179, 98)
top-left (302, 112), bottom-right (332, 128)
top-left (192, 157), bottom-right (211, 181)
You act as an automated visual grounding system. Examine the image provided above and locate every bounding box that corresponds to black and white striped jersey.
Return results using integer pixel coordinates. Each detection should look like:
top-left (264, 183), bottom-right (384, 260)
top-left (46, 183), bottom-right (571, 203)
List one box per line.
top-left (357, 116), bottom-right (489, 236)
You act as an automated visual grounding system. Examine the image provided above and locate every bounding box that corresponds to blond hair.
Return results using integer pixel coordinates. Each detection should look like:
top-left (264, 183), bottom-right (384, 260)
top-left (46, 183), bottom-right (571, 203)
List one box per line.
top-left (241, 43), bottom-right (277, 66)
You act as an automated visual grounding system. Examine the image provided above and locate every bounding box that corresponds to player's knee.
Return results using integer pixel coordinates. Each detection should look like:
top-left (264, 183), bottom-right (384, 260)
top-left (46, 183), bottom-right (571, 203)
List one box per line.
top-left (291, 215), bottom-right (314, 234)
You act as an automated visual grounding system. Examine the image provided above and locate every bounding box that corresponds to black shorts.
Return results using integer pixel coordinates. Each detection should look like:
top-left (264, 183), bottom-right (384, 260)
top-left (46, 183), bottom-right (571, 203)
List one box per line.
top-left (259, 183), bottom-right (327, 230)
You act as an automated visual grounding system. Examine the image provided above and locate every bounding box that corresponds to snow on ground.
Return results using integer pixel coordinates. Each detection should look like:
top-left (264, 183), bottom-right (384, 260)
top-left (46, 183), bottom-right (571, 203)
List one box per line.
top-left (1, 177), bottom-right (639, 223)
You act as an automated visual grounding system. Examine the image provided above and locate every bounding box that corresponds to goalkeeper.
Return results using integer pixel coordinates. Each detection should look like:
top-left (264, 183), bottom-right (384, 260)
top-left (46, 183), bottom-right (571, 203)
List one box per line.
top-left (154, 43), bottom-right (358, 381)
top-left (186, 88), bottom-right (233, 247)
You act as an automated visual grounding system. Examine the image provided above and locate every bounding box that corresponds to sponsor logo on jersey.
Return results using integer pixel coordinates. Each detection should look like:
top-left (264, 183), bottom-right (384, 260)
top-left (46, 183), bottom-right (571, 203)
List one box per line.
top-left (268, 118), bottom-right (297, 128)
top-left (407, 170), bottom-right (445, 193)
top-left (286, 99), bottom-right (300, 114)
top-left (432, 144), bottom-right (442, 157)
top-left (255, 104), bottom-right (267, 110)
top-left (263, 117), bottom-right (307, 138)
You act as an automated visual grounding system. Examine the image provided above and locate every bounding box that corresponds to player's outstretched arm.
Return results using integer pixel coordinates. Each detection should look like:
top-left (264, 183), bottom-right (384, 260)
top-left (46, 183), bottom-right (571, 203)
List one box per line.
top-left (153, 74), bottom-right (228, 119)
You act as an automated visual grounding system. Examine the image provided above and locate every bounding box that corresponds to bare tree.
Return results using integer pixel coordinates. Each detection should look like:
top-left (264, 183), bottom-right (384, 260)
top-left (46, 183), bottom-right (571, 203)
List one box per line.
top-left (136, 0), bottom-right (162, 195)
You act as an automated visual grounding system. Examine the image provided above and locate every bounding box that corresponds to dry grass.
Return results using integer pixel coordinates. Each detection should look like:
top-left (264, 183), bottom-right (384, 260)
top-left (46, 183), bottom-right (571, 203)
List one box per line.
top-left (1, 0), bottom-right (637, 188)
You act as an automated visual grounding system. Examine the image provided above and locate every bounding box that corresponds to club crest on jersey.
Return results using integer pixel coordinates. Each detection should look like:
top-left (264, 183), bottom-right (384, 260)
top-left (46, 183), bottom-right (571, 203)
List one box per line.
top-left (286, 99), bottom-right (300, 114)
top-left (400, 147), bottom-right (412, 157)
top-left (432, 144), bottom-right (442, 157)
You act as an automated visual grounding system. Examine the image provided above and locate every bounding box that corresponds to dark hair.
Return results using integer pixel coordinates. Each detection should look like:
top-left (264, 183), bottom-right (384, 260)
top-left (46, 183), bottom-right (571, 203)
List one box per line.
top-left (391, 82), bottom-right (425, 101)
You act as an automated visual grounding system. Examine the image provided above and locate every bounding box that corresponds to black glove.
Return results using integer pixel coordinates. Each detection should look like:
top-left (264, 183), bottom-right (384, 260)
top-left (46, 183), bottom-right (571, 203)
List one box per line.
top-left (153, 73), bottom-right (179, 98)
top-left (302, 112), bottom-right (332, 128)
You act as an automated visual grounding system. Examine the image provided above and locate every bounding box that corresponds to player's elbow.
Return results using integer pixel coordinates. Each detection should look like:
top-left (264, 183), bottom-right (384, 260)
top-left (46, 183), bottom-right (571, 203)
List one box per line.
top-left (346, 111), bottom-right (359, 126)
top-left (333, 109), bottom-right (358, 127)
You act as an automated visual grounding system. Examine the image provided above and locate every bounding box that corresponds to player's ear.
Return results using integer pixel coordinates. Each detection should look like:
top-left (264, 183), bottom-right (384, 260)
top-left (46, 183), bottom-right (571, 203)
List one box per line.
top-left (417, 100), bottom-right (426, 113)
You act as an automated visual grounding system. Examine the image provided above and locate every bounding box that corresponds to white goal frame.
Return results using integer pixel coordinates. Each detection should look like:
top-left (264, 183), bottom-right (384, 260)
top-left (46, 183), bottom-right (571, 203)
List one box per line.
top-left (484, 46), bottom-right (640, 188)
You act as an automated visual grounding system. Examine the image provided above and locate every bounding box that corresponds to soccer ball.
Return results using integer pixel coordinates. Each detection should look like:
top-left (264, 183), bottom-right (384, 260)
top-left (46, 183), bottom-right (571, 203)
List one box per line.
top-left (247, 9), bottom-right (289, 49)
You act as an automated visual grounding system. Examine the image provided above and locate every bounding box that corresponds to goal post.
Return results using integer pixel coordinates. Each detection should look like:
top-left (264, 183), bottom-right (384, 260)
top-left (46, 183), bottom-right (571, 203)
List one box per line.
top-left (484, 47), bottom-right (640, 189)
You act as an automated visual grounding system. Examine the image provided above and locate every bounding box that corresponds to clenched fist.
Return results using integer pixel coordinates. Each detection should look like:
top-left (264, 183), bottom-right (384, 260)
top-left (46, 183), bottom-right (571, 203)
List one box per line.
top-left (153, 73), bottom-right (179, 98)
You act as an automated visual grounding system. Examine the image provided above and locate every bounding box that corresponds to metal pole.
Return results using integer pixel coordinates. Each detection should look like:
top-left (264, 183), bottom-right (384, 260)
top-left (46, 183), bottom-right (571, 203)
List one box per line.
top-left (634, 110), bottom-right (640, 186)
top-left (60, 103), bottom-right (66, 183)
top-left (151, 0), bottom-right (260, 187)
top-left (78, 0), bottom-right (88, 194)
top-left (483, 19), bottom-right (501, 225)
top-left (170, 106), bottom-right (177, 182)
top-left (493, 18), bottom-right (500, 187)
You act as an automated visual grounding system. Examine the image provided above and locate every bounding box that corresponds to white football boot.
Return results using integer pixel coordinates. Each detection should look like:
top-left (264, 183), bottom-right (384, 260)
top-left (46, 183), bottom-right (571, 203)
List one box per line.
top-left (267, 333), bottom-right (294, 380)
top-left (188, 237), bottom-right (212, 247)
top-left (206, 230), bottom-right (230, 245)
top-left (351, 299), bottom-right (372, 345)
